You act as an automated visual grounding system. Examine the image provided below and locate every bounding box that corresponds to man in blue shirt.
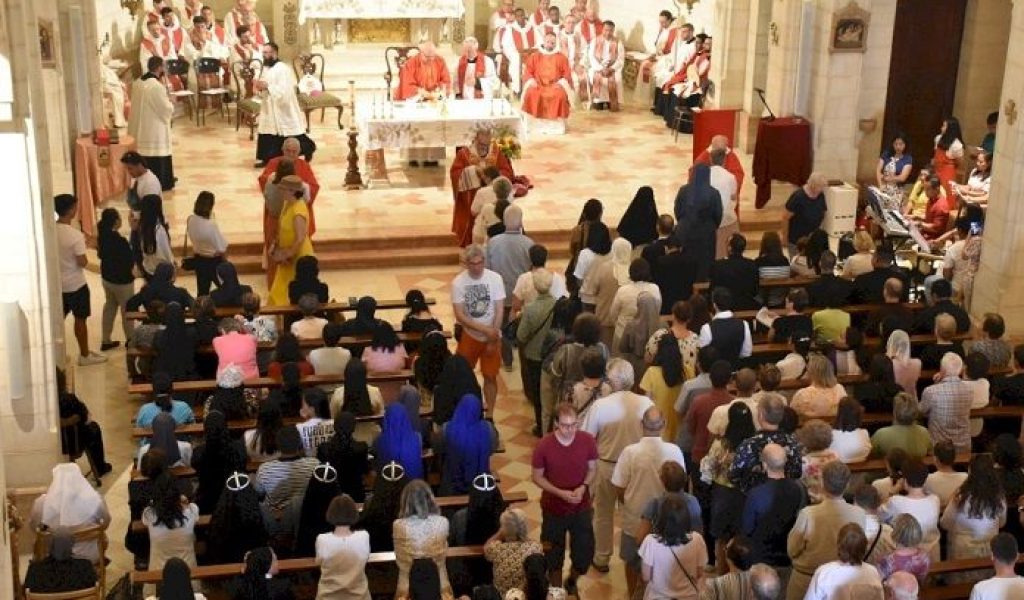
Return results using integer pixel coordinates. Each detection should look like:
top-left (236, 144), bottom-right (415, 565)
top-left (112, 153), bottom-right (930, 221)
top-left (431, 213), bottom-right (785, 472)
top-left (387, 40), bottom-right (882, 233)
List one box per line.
top-left (134, 371), bottom-right (195, 445)
top-left (741, 443), bottom-right (807, 569)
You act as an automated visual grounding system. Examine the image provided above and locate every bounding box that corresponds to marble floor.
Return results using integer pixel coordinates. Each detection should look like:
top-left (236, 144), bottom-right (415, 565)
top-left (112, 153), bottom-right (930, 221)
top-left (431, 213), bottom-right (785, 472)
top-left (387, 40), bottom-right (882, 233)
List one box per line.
top-left (43, 103), bottom-right (789, 597)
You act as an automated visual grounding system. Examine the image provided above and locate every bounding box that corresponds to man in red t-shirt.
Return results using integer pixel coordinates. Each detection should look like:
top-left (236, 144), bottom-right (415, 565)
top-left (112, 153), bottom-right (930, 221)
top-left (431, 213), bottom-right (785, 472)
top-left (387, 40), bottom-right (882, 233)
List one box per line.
top-left (917, 175), bottom-right (953, 239)
top-left (532, 403), bottom-right (598, 592)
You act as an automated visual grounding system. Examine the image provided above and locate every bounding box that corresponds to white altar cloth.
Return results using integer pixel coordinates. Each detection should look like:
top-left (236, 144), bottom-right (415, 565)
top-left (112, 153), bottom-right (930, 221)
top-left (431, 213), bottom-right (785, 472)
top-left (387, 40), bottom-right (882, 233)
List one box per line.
top-left (360, 99), bottom-right (525, 151)
top-left (298, 0), bottom-right (465, 22)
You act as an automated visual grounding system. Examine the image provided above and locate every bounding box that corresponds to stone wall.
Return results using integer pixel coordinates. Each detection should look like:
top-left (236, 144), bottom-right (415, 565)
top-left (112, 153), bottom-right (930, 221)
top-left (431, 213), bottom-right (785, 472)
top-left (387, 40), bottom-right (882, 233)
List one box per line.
top-left (954, 0), bottom-right (1011, 151)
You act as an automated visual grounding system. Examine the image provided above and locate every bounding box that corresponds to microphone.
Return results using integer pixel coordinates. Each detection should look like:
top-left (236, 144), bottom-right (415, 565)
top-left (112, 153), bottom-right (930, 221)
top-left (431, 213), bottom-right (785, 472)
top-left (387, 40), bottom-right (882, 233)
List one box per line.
top-left (754, 87), bottom-right (765, 94)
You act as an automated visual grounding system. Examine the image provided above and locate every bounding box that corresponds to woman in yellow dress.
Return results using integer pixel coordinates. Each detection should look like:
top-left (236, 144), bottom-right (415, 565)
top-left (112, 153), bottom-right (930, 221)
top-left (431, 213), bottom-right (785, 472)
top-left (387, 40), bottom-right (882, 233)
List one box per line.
top-left (268, 175), bottom-right (314, 306)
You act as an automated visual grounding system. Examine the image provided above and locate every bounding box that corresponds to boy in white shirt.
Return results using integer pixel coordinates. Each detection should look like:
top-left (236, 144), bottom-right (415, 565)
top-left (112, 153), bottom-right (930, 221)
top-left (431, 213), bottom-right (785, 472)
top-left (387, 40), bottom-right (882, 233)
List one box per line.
top-left (970, 533), bottom-right (1024, 599)
top-left (55, 195), bottom-right (106, 366)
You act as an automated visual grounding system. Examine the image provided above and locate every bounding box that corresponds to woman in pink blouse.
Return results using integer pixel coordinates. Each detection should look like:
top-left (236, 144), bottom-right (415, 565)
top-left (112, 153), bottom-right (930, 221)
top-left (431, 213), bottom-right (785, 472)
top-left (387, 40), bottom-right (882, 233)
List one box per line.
top-left (363, 322), bottom-right (408, 372)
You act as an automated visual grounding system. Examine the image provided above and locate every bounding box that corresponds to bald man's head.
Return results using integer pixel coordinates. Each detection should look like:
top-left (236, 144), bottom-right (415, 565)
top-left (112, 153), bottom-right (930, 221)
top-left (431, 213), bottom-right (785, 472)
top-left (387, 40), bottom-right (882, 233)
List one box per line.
top-left (884, 571), bottom-right (919, 600)
top-left (761, 443), bottom-right (787, 474)
top-left (642, 406), bottom-right (666, 435)
top-left (710, 135), bottom-right (731, 152)
top-left (419, 41), bottom-right (437, 57)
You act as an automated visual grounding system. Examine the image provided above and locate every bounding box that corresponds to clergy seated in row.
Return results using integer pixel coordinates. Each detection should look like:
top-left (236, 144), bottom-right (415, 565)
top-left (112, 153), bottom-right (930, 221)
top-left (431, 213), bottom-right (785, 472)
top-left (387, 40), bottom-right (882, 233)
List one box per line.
top-left (450, 130), bottom-right (515, 247)
top-left (644, 18), bottom-right (696, 109)
top-left (521, 32), bottom-right (573, 135)
top-left (231, 25), bottom-right (259, 64)
top-left (455, 37), bottom-right (498, 100)
top-left (587, 21), bottom-right (625, 111)
top-left (537, 4), bottom-right (561, 38)
top-left (182, 16), bottom-right (230, 108)
top-left (395, 42), bottom-right (451, 167)
top-left (224, 0), bottom-right (269, 48)
top-left (489, 0), bottom-right (516, 53)
top-left (500, 8), bottom-right (538, 95)
top-left (656, 34), bottom-right (712, 131)
top-left (159, 7), bottom-right (186, 56)
top-left (139, 19), bottom-right (184, 98)
top-left (576, 6), bottom-right (604, 45)
top-left (254, 42), bottom-right (317, 168)
top-left (557, 14), bottom-right (588, 104)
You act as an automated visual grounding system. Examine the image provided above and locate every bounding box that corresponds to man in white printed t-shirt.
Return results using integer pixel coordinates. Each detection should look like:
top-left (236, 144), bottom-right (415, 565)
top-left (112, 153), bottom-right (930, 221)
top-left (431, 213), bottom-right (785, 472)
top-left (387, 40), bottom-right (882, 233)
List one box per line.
top-left (709, 148), bottom-right (739, 260)
top-left (452, 244), bottom-right (506, 412)
top-left (970, 533), bottom-right (1024, 599)
top-left (55, 194), bottom-right (107, 366)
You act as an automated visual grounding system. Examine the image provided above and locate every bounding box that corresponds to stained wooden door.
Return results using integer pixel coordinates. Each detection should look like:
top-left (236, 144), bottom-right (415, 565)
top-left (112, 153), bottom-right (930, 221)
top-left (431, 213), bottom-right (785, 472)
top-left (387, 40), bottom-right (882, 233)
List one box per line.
top-left (881, 0), bottom-right (968, 171)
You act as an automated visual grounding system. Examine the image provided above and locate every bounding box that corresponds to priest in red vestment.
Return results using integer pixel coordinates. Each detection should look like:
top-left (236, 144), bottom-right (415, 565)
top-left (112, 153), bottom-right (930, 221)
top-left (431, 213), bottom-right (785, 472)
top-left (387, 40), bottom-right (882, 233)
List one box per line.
top-left (692, 135), bottom-right (745, 220)
top-left (258, 138), bottom-right (320, 283)
top-left (395, 41), bottom-right (451, 101)
top-left (449, 130), bottom-right (515, 246)
top-left (521, 32), bottom-right (573, 134)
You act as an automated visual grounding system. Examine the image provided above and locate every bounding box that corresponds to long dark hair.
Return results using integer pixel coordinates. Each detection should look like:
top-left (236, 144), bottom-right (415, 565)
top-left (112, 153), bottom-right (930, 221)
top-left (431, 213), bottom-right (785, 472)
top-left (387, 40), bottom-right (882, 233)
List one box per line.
top-left (342, 360), bottom-right (373, 416)
top-left (881, 131), bottom-right (909, 160)
top-left (371, 321), bottom-right (401, 353)
top-left (252, 394), bottom-right (283, 456)
top-left (274, 332), bottom-right (303, 363)
top-left (654, 493), bottom-right (693, 546)
top-left (149, 472), bottom-right (185, 528)
top-left (654, 333), bottom-right (684, 387)
top-left (957, 454), bottom-right (1005, 520)
top-left (723, 402), bottom-right (755, 451)
top-left (208, 476), bottom-right (267, 562)
top-left (405, 289), bottom-right (430, 317)
top-left (523, 553), bottom-right (551, 600)
top-left (238, 547), bottom-right (275, 600)
top-left (937, 117), bottom-right (963, 150)
top-left (578, 198), bottom-right (603, 224)
top-left (585, 222), bottom-right (612, 254)
top-left (97, 208), bottom-right (122, 256)
top-left (464, 478), bottom-right (505, 544)
top-left (139, 194), bottom-right (168, 255)
top-left (414, 331), bottom-right (451, 391)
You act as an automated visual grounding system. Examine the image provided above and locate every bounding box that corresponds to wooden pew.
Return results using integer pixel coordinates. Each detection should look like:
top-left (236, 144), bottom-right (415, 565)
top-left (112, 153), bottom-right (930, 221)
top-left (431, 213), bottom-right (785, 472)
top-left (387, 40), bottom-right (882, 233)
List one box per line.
top-left (124, 297), bottom-right (436, 321)
top-left (847, 453), bottom-right (972, 474)
top-left (130, 409), bottom-right (433, 438)
top-left (126, 331), bottom-right (450, 358)
top-left (128, 491), bottom-right (530, 534)
top-left (127, 371), bottom-right (414, 396)
top-left (731, 302), bottom-right (927, 321)
top-left (694, 276), bottom-right (819, 293)
top-left (749, 331), bottom-right (971, 357)
top-left (775, 366), bottom-right (1012, 393)
top-left (918, 555), bottom-right (1024, 599)
top-left (131, 544), bottom-right (484, 584)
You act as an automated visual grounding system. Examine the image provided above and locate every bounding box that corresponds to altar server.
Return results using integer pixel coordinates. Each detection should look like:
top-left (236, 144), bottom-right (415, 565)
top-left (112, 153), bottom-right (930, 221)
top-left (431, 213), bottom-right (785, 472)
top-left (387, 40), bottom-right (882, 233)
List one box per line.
top-left (587, 21), bottom-right (624, 112)
top-left (254, 42), bottom-right (316, 167)
top-left (490, 0), bottom-right (516, 52)
top-left (128, 57), bottom-right (176, 191)
top-left (531, 0), bottom-right (551, 29)
top-left (575, 6), bottom-right (603, 45)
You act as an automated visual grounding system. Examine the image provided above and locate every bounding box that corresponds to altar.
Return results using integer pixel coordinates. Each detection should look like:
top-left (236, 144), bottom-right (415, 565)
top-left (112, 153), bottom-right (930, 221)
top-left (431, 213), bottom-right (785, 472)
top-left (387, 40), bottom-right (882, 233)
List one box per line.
top-left (299, 0), bottom-right (465, 46)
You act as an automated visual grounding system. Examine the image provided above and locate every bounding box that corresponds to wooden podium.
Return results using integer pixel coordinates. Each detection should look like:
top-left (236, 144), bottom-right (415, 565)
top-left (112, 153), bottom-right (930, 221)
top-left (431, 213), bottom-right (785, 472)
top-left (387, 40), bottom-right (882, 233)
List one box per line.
top-left (692, 108), bottom-right (738, 161)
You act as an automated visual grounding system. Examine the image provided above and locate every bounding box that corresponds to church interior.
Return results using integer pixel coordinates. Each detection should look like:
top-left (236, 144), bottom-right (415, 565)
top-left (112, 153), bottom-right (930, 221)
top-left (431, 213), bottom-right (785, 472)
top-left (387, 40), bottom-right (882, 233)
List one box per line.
top-left (2, 0), bottom-right (1024, 598)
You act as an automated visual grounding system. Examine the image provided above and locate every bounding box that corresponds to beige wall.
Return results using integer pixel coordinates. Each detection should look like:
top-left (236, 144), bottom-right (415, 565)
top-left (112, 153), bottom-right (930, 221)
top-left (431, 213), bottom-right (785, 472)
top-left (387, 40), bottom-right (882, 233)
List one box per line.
top-left (954, 0), bottom-right (1011, 151)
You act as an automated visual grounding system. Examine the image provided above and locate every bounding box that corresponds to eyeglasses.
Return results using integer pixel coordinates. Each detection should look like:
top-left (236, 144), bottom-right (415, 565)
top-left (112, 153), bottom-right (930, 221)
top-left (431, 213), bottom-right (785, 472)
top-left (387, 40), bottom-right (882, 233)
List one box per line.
top-left (557, 421), bottom-right (578, 429)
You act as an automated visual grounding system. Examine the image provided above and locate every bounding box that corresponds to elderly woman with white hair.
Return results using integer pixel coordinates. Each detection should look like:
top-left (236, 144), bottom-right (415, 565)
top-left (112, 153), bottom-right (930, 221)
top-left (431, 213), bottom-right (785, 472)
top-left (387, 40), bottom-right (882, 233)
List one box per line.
top-left (886, 329), bottom-right (922, 400)
top-left (484, 508), bottom-right (544, 596)
top-left (783, 172), bottom-right (830, 258)
top-left (517, 268), bottom-right (558, 435)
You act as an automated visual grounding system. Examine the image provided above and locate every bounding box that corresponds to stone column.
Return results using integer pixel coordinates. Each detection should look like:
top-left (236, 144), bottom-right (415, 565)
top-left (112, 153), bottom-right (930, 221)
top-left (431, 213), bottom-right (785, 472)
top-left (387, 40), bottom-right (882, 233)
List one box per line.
top-left (968, 0), bottom-right (1024, 328)
top-left (0, 0), bottom-right (66, 491)
top-left (710, 0), bottom-right (752, 110)
top-left (763, 0), bottom-right (806, 119)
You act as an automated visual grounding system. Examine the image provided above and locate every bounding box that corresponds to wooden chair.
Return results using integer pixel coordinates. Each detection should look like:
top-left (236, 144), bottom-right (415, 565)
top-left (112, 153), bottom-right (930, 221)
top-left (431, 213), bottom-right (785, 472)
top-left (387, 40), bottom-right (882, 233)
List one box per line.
top-left (232, 59), bottom-right (262, 140)
top-left (25, 585), bottom-right (101, 600)
top-left (163, 58), bottom-right (195, 123)
top-left (291, 53), bottom-right (344, 131)
top-left (58, 415), bottom-right (100, 487)
top-left (33, 526), bottom-right (108, 596)
top-left (383, 46), bottom-right (419, 101)
top-left (518, 48), bottom-right (538, 99)
top-left (194, 57), bottom-right (229, 127)
top-left (673, 78), bottom-right (713, 143)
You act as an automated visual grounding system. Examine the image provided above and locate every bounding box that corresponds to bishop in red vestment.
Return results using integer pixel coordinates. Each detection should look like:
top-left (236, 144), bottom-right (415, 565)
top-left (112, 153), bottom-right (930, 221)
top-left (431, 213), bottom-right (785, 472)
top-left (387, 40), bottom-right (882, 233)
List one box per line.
top-left (395, 42), bottom-right (452, 101)
top-left (521, 32), bottom-right (573, 124)
top-left (258, 139), bottom-right (320, 283)
top-left (449, 131), bottom-right (515, 246)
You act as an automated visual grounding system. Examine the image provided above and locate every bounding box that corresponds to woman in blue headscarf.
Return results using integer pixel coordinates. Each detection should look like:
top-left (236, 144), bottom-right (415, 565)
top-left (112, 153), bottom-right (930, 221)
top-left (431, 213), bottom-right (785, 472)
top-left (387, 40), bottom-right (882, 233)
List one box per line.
top-left (439, 394), bottom-right (497, 495)
top-left (374, 403), bottom-right (424, 480)
top-left (673, 163), bottom-right (722, 282)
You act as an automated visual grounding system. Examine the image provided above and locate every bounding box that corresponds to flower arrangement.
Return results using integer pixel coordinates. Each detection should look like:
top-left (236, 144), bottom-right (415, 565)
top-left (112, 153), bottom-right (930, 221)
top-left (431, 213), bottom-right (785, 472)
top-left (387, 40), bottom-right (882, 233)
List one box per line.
top-left (495, 132), bottom-right (522, 160)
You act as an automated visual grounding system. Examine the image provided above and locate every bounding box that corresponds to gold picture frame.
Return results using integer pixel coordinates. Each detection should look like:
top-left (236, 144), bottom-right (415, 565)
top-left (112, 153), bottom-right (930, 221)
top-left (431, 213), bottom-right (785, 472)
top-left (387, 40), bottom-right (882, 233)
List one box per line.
top-left (38, 18), bottom-right (56, 68)
top-left (830, 1), bottom-right (869, 53)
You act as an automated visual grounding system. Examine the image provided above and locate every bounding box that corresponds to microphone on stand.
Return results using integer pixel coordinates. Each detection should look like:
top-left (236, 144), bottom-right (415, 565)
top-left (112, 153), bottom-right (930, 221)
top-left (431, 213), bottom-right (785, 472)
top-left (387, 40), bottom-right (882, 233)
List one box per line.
top-left (754, 87), bottom-right (776, 121)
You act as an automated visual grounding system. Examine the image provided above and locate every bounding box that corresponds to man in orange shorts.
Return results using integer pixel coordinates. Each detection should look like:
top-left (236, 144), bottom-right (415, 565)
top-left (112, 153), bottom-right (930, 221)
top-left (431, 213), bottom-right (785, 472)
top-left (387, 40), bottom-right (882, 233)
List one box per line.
top-left (452, 244), bottom-right (506, 411)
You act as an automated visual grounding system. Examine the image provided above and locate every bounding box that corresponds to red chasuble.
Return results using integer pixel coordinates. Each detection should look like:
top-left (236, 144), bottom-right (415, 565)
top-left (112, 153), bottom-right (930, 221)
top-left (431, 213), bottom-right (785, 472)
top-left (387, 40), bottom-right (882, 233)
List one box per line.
top-left (257, 158), bottom-right (320, 283)
top-left (449, 143), bottom-right (514, 247)
top-left (521, 51), bottom-right (573, 120)
top-left (395, 54), bottom-right (452, 101)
